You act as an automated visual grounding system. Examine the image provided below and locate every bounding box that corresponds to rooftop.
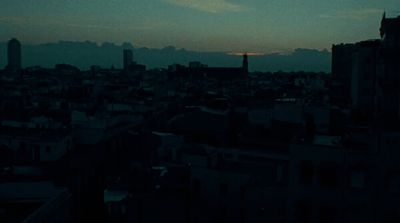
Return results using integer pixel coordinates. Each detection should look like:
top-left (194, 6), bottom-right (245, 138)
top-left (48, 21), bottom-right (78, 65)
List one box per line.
top-left (0, 181), bottom-right (65, 203)
top-left (312, 135), bottom-right (342, 147)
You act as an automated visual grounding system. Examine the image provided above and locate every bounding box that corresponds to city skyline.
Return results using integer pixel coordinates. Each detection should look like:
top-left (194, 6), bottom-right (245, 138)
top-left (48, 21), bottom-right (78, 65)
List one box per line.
top-left (1, 4), bottom-right (400, 223)
top-left (0, 0), bottom-right (399, 53)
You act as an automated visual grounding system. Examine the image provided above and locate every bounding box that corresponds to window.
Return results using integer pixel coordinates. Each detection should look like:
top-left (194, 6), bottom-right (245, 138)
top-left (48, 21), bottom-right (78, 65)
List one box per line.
top-left (384, 208), bottom-right (400, 223)
top-left (299, 161), bottom-right (314, 185)
top-left (320, 207), bottom-right (338, 223)
top-left (223, 153), bottom-right (233, 159)
top-left (121, 204), bottom-right (126, 215)
top-left (296, 200), bottom-right (312, 223)
top-left (320, 162), bottom-right (338, 188)
top-left (19, 142), bottom-right (27, 152)
top-left (362, 88), bottom-right (371, 95)
top-left (217, 206), bottom-right (227, 223)
top-left (240, 186), bottom-right (246, 201)
top-left (220, 182), bottom-right (228, 197)
top-left (19, 142), bottom-right (29, 160)
top-left (363, 72), bottom-right (370, 81)
top-left (350, 170), bottom-right (366, 189)
top-left (193, 179), bottom-right (202, 198)
top-left (349, 164), bottom-right (368, 189)
top-left (276, 208), bottom-right (287, 222)
top-left (33, 145), bottom-right (41, 162)
top-left (277, 165), bottom-right (284, 183)
top-left (386, 138), bottom-right (399, 146)
top-left (385, 171), bottom-right (400, 193)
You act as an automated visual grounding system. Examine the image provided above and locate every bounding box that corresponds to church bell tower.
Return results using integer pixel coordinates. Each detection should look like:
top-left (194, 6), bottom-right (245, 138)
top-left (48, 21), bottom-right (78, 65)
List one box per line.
top-left (242, 53), bottom-right (248, 74)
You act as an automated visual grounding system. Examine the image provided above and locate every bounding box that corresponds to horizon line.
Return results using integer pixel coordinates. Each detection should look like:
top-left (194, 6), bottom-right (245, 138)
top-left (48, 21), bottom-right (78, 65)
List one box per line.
top-left (0, 39), bottom-right (332, 55)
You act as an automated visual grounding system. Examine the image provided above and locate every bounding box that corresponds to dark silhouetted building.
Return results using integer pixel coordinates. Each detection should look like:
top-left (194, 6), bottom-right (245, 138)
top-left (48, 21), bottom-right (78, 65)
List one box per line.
top-left (242, 53), bottom-right (249, 74)
top-left (123, 49), bottom-right (133, 70)
top-left (6, 38), bottom-right (21, 71)
top-left (380, 13), bottom-right (400, 42)
top-left (170, 54), bottom-right (249, 81)
top-left (331, 13), bottom-right (400, 125)
top-left (331, 43), bottom-right (355, 107)
top-left (201, 53), bottom-right (249, 80)
top-left (350, 40), bottom-right (380, 115)
top-left (376, 14), bottom-right (400, 125)
top-left (123, 49), bottom-right (146, 72)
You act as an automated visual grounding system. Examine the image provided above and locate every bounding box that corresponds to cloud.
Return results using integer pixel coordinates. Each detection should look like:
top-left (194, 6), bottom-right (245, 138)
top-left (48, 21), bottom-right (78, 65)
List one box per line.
top-left (0, 16), bottom-right (29, 25)
top-left (163, 0), bottom-right (248, 13)
top-left (227, 52), bottom-right (265, 56)
top-left (319, 8), bottom-right (383, 20)
top-left (0, 16), bottom-right (176, 32)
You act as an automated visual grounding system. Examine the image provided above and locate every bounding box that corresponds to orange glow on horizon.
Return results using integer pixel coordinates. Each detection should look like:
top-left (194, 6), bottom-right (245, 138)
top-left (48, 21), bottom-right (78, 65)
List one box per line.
top-left (227, 52), bottom-right (265, 56)
top-left (226, 50), bottom-right (291, 56)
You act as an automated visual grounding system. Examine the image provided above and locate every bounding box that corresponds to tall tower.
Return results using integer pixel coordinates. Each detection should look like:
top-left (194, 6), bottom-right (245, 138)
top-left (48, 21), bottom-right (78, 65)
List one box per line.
top-left (375, 14), bottom-right (400, 123)
top-left (242, 53), bottom-right (248, 74)
top-left (123, 49), bottom-right (133, 70)
top-left (7, 38), bottom-right (21, 71)
top-left (380, 12), bottom-right (386, 38)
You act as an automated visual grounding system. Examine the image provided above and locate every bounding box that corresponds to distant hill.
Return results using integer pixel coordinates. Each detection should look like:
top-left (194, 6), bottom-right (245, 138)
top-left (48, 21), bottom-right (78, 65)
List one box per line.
top-left (0, 41), bottom-right (331, 72)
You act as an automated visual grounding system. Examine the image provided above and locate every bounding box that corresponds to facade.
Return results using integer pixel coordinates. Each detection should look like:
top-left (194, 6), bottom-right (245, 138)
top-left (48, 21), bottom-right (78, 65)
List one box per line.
top-left (123, 49), bottom-right (133, 70)
top-left (331, 14), bottom-right (400, 125)
top-left (123, 49), bottom-right (146, 72)
top-left (169, 54), bottom-right (249, 81)
top-left (0, 130), bottom-right (73, 162)
top-left (204, 53), bottom-right (249, 80)
top-left (289, 134), bottom-right (375, 223)
top-left (0, 181), bottom-right (72, 223)
top-left (320, 13), bottom-right (400, 222)
top-left (6, 38), bottom-right (22, 71)
top-left (331, 43), bottom-right (355, 108)
top-left (380, 13), bottom-right (400, 42)
top-left (350, 40), bottom-right (379, 115)
top-left (376, 15), bottom-right (400, 124)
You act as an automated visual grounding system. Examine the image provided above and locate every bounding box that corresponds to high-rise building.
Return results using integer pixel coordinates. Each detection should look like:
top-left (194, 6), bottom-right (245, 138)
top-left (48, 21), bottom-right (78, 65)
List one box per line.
top-left (331, 13), bottom-right (400, 125)
top-left (6, 38), bottom-right (21, 71)
top-left (349, 40), bottom-right (379, 116)
top-left (123, 49), bottom-right (133, 70)
top-left (331, 43), bottom-right (355, 108)
top-left (376, 14), bottom-right (400, 123)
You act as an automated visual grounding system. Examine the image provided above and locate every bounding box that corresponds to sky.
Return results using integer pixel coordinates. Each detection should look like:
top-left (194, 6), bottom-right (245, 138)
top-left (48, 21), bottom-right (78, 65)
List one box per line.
top-left (0, 0), bottom-right (399, 54)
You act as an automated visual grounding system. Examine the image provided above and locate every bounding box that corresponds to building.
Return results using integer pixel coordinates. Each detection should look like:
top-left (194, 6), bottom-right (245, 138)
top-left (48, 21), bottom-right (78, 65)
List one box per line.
top-left (201, 53), bottom-right (249, 80)
top-left (242, 53), bottom-right (249, 74)
top-left (169, 54), bottom-right (249, 81)
top-left (331, 43), bottom-right (356, 108)
top-left (123, 49), bottom-right (133, 70)
top-left (376, 14), bottom-right (400, 125)
top-left (331, 13), bottom-right (400, 125)
top-left (325, 14), bottom-right (400, 221)
top-left (123, 49), bottom-right (146, 72)
top-left (0, 129), bottom-right (73, 163)
top-left (380, 13), bottom-right (400, 43)
top-left (0, 181), bottom-right (72, 223)
top-left (350, 40), bottom-right (380, 116)
top-left (6, 38), bottom-right (22, 72)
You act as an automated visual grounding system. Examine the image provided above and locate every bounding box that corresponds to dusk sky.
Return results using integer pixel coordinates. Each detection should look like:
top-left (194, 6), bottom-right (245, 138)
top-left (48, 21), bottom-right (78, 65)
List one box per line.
top-left (0, 0), bottom-right (399, 53)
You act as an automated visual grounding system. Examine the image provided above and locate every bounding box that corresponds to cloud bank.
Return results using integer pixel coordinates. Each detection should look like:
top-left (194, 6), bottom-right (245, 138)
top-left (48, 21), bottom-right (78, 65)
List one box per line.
top-left (319, 8), bottom-right (383, 20)
top-left (163, 0), bottom-right (248, 13)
